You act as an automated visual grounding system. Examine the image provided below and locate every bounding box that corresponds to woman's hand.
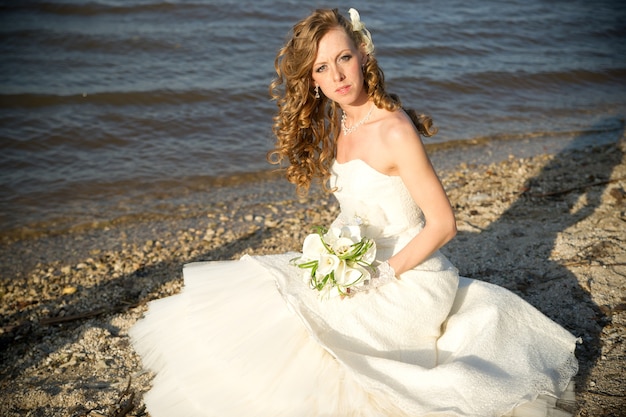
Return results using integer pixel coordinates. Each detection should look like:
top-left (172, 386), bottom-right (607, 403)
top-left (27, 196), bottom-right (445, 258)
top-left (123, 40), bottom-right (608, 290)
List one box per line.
top-left (347, 261), bottom-right (396, 295)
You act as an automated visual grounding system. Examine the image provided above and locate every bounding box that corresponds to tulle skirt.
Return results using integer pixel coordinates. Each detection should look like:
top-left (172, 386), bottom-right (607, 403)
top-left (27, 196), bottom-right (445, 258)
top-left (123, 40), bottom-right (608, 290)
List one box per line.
top-left (130, 253), bottom-right (578, 417)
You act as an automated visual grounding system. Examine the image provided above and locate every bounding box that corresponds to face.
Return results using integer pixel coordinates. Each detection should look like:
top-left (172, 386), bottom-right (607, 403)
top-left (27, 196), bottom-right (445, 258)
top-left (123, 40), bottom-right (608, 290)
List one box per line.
top-left (311, 28), bottom-right (367, 107)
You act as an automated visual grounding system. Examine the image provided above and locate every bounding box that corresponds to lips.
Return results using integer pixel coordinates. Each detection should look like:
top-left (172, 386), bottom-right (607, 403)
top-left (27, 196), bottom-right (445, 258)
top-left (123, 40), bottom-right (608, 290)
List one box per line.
top-left (335, 85), bottom-right (351, 95)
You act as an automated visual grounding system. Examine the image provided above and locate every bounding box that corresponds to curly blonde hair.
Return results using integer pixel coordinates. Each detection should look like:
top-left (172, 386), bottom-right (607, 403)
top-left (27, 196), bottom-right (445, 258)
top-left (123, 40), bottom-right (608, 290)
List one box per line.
top-left (268, 8), bottom-right (436, 195)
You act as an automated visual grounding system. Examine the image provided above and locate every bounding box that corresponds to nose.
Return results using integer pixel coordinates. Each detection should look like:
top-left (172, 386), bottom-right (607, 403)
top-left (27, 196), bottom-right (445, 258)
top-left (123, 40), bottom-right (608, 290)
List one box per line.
top-left (331, 66), bottom-right (345, 82)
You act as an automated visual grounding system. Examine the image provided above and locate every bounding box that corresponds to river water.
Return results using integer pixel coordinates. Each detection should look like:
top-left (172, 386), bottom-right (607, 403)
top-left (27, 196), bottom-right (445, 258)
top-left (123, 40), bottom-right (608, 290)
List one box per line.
top-left (1, 0), bottom-right (625, 239)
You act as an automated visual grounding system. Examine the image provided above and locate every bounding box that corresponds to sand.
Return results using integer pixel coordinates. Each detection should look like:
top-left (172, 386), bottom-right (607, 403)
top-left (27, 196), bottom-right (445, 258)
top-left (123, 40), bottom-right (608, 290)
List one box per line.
top-left (1, 137), bottom-right (624, 416)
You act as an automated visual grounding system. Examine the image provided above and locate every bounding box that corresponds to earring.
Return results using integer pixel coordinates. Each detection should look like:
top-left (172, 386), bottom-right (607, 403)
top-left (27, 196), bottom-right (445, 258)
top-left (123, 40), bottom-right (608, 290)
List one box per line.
top-left (314, 85), bottom-right (320, 99)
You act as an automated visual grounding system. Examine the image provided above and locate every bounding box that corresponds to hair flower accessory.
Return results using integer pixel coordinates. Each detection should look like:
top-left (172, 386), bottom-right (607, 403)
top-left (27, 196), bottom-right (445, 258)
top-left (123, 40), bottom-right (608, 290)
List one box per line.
top-left (348, 8), bottom-right (374, 55)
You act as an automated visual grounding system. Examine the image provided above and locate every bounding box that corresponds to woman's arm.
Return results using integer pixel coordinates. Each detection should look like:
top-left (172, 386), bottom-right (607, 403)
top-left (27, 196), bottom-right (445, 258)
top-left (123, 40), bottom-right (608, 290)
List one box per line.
top-left (382, 114), bottom-right (457, 276)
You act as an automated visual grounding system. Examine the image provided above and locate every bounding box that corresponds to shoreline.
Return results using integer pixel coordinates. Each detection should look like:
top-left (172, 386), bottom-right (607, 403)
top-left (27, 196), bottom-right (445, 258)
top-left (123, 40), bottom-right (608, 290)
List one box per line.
top-left (2, 121), bottom-right (623, 245)
top-left (1, 138), bottom-right (625, 416)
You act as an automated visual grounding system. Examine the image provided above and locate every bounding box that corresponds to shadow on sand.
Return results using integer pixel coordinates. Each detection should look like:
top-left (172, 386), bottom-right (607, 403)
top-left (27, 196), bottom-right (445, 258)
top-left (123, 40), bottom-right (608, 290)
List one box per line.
top-left (444, 120), bottom-right (624, 401)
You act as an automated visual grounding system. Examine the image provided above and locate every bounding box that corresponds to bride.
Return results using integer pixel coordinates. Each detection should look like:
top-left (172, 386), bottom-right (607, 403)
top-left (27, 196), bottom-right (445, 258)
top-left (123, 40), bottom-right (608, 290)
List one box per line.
top-left (130, 8), bottom-right (578, 417)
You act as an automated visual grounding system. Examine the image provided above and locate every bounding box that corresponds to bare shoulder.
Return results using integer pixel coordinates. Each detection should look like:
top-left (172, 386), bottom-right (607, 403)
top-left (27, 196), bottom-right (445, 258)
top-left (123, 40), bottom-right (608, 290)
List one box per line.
top-left (376, 109), bottom-right (426, 162)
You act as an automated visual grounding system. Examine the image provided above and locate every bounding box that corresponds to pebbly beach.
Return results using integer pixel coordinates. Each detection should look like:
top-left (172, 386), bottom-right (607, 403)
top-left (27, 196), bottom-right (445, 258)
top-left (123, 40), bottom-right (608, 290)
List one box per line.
top-left (2, 0), bottom-right (626, 414)
top-left (1, 136), bottom-right (625, 416)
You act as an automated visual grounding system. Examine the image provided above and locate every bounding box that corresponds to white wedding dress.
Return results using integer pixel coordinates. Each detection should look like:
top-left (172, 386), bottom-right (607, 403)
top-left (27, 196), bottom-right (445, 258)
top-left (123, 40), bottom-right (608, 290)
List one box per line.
top-left (130, 159), bottom-right (578, 417)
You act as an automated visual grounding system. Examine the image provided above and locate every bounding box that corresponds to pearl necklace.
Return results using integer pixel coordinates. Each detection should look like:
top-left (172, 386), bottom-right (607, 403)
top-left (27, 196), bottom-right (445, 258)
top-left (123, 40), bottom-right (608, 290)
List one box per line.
top-left (341, 104), bottom-right (375, 136)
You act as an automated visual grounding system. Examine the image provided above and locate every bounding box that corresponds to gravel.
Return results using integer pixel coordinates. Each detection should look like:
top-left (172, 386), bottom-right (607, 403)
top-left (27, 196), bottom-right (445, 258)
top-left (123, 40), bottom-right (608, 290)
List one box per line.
top-left (1, 139), bottom-right (624, 417)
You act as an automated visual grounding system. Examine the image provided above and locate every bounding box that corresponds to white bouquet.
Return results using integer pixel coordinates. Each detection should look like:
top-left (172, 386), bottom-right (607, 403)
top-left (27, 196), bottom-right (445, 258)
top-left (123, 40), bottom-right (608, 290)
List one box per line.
top-left (291, 225), bottom-right (377, 299)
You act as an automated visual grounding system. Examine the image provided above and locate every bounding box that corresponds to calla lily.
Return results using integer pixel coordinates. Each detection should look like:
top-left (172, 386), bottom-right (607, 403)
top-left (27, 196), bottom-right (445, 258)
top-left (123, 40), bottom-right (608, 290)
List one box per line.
top-left (332, 237), bottom-right (358, 258)
top-left (317, 253), bottom-right (340, 276)
top-left (301, 233), bottom-right (326, 260)
top-left (347, 263), bottom-right (371, 287)
top-left (334, 260), bottom-right (364, 287)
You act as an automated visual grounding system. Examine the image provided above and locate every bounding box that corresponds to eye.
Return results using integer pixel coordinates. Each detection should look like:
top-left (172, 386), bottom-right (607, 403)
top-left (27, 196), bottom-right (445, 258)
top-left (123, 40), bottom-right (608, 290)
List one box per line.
top-left (339, 54), bottom-right (352, 62)
top-left (315, 64), bottom-right (327, 73)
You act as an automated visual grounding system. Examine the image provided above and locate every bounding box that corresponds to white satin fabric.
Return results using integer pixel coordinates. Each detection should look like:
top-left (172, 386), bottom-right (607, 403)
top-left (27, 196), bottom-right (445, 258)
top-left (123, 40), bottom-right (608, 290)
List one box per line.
top-left (130, 159), bottom-right (578, 416)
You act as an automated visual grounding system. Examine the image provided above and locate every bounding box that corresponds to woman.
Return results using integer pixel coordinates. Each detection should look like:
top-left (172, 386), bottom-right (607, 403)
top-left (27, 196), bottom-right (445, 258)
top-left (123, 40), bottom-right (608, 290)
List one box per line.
top-left (131, 8), bottom-right (578, 417)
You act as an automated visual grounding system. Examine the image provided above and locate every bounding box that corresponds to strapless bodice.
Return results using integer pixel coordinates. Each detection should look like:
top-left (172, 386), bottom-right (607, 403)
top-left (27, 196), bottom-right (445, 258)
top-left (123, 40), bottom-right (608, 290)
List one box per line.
top-left (330, 159), bottom-right (425, 257)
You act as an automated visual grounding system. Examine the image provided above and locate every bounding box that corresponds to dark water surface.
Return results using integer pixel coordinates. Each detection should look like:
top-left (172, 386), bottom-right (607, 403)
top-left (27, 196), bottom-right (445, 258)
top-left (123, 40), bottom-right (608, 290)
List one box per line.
top-left (1, 0), bottom-right (625, 239)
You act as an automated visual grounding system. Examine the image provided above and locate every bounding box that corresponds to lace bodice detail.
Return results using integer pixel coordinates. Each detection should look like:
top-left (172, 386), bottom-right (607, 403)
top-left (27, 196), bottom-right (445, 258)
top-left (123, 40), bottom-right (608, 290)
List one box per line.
top-left (330, 159), bottom-right (424, 258)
